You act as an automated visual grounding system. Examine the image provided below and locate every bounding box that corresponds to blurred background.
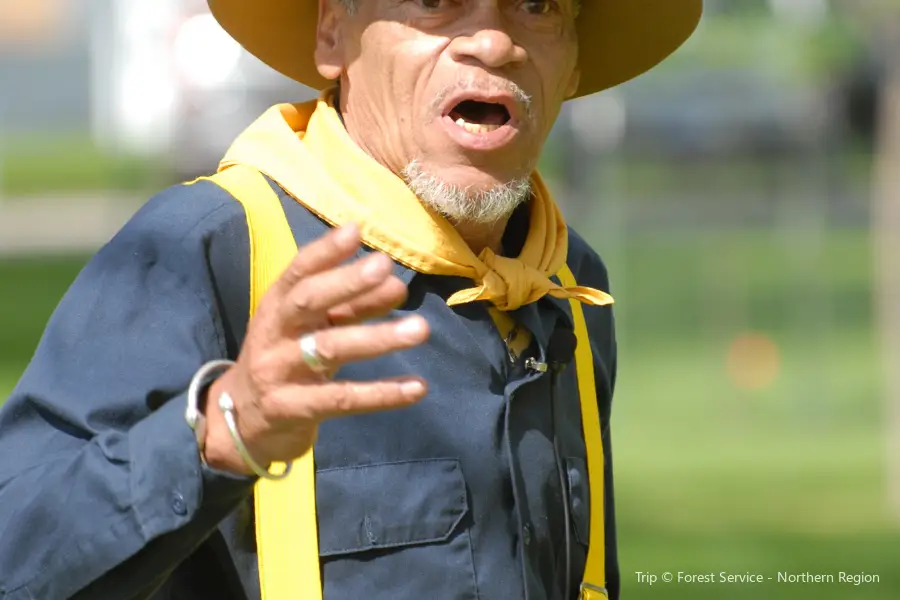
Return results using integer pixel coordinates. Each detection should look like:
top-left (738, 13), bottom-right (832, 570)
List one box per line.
top-left (1, 0), bottom-right (899, 598)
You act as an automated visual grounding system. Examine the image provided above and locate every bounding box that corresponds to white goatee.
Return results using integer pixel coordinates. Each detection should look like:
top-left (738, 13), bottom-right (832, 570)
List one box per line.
top-left (401, 160), bottom-right (531, 226)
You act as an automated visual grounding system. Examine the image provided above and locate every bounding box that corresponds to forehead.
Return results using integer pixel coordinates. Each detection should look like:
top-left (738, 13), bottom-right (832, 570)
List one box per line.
top-left (337, 0), bottom-right (582, 69)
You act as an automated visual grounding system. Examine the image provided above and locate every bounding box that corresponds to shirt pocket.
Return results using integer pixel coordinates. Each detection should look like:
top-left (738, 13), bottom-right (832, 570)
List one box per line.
top-left (316, 458), bottom-right (479, 600)
top-left (566, 456), bottom-right (591, 547)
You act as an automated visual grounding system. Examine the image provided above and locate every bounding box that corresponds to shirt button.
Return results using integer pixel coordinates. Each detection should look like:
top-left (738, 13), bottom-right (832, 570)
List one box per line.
top-left (523, 523), bottom-right (533, 546)
top-left (171, 492), bottom-right (188, 516)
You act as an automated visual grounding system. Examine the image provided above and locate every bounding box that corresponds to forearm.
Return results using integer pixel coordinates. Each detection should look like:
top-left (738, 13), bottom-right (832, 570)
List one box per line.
top-left (0, 396), bottom-right (253, 600)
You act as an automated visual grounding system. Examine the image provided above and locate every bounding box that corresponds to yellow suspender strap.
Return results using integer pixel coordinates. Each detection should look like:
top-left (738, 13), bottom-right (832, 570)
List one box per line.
top-left (196, 166), bottom-right (606, 600)
top-left (196, 165), bottom-right (323, 600)
top-left (557, 264), bottom-right (608, 599)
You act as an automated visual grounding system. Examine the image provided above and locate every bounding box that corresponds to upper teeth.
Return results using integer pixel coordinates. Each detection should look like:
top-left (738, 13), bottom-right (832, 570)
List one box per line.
top-left (455, 118), bottom-right (501, 134)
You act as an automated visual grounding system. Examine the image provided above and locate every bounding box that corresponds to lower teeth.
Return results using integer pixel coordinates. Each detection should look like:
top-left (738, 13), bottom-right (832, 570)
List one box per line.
top-left (454, 118), bottom-right (501, 134)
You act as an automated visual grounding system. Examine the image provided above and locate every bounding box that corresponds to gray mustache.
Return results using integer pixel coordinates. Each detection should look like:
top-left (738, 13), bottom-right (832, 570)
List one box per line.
top-left (431, 77), bottom-right (533, 122)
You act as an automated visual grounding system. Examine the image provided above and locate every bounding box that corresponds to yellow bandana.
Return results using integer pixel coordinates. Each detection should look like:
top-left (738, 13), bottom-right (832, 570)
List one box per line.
top-left (219, 89), bottom-right (613, 312)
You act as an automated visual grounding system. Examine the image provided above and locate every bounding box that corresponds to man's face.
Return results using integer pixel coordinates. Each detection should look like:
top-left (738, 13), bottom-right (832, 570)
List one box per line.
top-left (315, 0), bottom-right (580, 220)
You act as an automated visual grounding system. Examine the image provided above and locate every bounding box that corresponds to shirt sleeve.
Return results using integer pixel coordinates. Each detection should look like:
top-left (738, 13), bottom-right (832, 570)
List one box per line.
top-left (0, 181), bottom-right (257, 600)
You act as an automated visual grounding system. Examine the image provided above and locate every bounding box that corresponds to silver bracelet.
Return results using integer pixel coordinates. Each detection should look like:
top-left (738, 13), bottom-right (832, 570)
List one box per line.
top-left (219, 390), bottom-right (293, 481)
top-left (185, 359), bottom-right (236, 457)
top-left (185, 359), bottom-right (292, 480)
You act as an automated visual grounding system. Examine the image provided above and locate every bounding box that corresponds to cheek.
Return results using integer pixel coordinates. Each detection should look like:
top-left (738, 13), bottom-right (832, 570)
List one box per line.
top-left (357, 26), bottom-right (445, 115)
top-left (393, 35), bottom-right (448, 101)
top-left (386, 41), bottom-right (449, 139)
top-left (545, 48), bottom-right (578, 101)
top-left (534, 45), bottom-right (578, 121)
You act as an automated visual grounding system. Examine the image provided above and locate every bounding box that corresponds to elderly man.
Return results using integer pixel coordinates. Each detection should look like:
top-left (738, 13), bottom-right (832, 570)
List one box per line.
top-left (0, 1), bottom-right (700, 599)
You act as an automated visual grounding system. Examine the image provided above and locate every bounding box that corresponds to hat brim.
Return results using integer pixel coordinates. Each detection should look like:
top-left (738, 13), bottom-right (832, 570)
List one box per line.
top-left (208, 0), bottom-right (702, 98)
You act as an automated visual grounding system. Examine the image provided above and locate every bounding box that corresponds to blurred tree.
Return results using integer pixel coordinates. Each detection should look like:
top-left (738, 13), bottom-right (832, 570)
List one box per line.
top-left (837, 54), bottom-right (881, 144)
top-left (837, 0), bottom-right (900, 521)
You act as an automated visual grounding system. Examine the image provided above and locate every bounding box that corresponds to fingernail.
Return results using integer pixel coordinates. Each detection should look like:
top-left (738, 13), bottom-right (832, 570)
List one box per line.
top-left (337, 222), bottom-right (359, 242)
top-left (363, 254), bottom-right (391, 280)
top-left (395, 316), bottom-right (426, 340)
top-left (400, 380), bottom-right (425, 397)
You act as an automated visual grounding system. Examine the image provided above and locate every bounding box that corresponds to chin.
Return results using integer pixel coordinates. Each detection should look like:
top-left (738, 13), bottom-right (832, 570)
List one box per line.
top-left (402, 160), bottom-right (532, 225)
top-left (450, 170), bottom-right (512, 193)
top-left (427, 158), bottom-right (531, 186)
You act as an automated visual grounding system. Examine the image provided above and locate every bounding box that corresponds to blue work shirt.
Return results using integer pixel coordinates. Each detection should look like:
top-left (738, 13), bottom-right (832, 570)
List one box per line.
top-left (0, 177), bottom-right (619, 600)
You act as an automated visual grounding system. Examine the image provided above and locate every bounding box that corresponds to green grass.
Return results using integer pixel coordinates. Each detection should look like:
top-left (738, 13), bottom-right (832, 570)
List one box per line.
top-left (0, 255), bottom-right (88, 394)
top-left (1, 228), bottom-right (897, 598)
top-left (0, 133), bottom-right (165, 196)
top-left (599, 228), bottom-right (898, 598)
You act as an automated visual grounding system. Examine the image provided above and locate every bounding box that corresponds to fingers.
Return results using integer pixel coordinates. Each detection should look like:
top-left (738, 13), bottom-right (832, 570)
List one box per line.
top-left (280, 251), bottom-right (397, 330)
top-left (280, 376), bottom-right (429, 421)
top-left (326, 276), bottom-right (409, 325)
top-left (272, 223), bottom-right (362, 295)
top-left (303, 315), bottom-right (430, 370)
top-left (227, 224), bottom-right (433, 470)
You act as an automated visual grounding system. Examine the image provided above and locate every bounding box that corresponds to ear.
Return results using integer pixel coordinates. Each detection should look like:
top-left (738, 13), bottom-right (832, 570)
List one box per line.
top-left (564, 66), bottom-right (581, 99)
top-left (314, 0), bottom-right (343, 80)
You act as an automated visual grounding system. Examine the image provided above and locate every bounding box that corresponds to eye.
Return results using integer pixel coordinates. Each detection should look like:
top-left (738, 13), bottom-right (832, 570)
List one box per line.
top-left (521, 0), bottom-right (554, 14)
top-left (417, 0), bottom-right (448, 9)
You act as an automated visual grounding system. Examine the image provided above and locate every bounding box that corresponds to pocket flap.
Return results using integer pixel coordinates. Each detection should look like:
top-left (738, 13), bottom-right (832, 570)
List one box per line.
top-left (316, 459), bottom-right (469, 557)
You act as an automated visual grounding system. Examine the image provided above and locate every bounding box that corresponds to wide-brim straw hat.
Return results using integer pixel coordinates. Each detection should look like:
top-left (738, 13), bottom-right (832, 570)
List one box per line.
top-left (208, 0), bottom-right (703, 99)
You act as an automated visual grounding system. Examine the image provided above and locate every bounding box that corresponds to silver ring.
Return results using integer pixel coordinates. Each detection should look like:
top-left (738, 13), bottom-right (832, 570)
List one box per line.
top-left (299, 332), bottom-right (329, 374)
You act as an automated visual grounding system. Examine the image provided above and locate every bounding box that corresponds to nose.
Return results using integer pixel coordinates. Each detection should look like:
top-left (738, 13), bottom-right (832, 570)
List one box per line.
top-left (448, 12), bottom-right (528, 70)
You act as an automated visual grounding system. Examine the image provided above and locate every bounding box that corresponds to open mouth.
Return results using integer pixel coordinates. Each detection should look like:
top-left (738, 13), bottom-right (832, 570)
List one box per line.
top-left (447, 100), bottom-right (512, 134)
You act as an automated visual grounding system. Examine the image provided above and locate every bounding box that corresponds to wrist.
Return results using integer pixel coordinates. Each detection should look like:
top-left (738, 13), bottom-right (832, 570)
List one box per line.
top-left (202, 372), bottom-right (258, 476)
